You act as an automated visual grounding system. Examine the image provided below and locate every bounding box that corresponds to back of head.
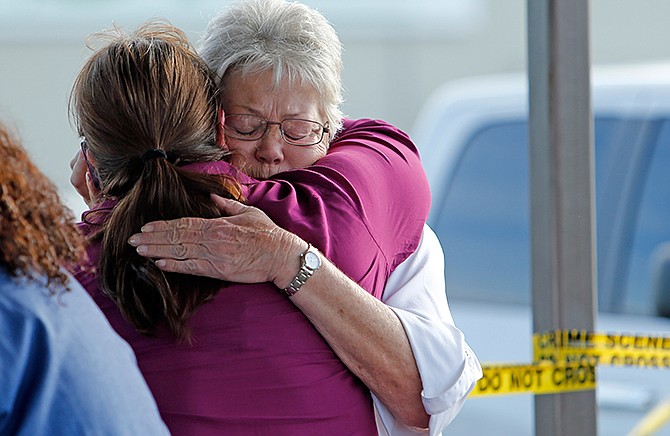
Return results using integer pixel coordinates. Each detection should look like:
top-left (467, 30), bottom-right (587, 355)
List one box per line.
top-left (70, 21), bottom-right (242, 341)
top-left (71, 20), bottom-right (225, 194)
top-left (200, 0), bottom-right (344, 133)
top-left (0, 122), bottom-right (84, 292)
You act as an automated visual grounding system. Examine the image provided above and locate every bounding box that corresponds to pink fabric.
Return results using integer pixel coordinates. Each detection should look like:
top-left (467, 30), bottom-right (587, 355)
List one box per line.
top-left (72, 118), bottom-right (430, 435)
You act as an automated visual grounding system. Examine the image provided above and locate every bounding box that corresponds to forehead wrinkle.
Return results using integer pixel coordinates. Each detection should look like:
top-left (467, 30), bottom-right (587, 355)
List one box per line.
top-left (224, 71), bottom-right (322, 120)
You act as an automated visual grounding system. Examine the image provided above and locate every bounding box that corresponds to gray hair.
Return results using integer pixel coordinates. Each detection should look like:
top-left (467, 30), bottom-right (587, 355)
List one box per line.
top-left (199, 0), bottom-right (344, 134)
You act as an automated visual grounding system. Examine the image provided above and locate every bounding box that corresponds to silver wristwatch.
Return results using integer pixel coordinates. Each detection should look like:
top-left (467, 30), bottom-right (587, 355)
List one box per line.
top-left (282, 244), bottom-right (321, 297)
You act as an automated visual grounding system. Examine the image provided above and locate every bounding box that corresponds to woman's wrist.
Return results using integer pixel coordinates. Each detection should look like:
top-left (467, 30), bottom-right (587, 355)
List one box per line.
top-left (271, 231), bottom-right (309, 290)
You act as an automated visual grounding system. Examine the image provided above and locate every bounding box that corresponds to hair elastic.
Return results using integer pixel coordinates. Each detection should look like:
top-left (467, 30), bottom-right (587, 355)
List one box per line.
top-left (142, 148), bottom-right (168, 164)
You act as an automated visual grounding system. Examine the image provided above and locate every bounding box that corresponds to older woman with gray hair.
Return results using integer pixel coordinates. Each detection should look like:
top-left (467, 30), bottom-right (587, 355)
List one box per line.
top-left (126, 1), bottom-right (482, 434)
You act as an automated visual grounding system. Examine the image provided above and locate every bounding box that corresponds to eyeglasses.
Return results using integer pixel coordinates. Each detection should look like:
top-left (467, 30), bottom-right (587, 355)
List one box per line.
top-left (224, 114), bottom-right (330, 147)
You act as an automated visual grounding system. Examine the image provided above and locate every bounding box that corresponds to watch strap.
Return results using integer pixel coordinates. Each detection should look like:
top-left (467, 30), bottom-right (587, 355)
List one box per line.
top-left (282, 244), bottom-right (320, 297)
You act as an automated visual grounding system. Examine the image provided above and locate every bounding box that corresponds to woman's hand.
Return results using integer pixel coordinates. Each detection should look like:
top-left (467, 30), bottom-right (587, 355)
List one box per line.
top-left (128, 195), bottom-right (303, 287)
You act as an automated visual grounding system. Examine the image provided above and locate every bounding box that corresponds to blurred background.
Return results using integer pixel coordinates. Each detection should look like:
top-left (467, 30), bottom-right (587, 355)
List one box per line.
top-left (1, 0), bottom-right (670, 215)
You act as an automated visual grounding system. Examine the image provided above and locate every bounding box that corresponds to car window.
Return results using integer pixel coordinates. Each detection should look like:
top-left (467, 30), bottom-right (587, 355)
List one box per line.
top-left (433, 121), bottom-right (530, 305)
top-left (595, 118), bottom-right (661, 313)
top-left (431, 117), bottom-right (670, 316)
top-left (620, 119), bottom-right (670, 315)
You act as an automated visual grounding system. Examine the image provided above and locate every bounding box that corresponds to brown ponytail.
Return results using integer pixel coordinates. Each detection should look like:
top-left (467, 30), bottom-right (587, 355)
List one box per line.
top-left (100, 158), bottom-right (241, 340)
top-left (70, 21), bottom-right (242, 340)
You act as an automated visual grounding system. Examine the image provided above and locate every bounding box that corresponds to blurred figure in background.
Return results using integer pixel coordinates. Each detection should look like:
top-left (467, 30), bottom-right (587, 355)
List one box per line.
top-left (0, 121), bottom-right (168, 435)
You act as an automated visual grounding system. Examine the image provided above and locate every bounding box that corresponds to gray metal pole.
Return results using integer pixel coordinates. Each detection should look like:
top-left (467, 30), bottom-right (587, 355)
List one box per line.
top-left (527, 0), bottom-right (598, 435)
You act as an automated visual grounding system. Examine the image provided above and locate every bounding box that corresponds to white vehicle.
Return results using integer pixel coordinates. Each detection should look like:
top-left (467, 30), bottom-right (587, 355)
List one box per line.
top-left (412, 65), bottom-right (670, 436)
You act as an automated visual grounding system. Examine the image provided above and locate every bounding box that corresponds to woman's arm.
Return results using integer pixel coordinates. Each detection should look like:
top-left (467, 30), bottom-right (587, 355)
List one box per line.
top-left (377, 225), bottom-right (483, 435)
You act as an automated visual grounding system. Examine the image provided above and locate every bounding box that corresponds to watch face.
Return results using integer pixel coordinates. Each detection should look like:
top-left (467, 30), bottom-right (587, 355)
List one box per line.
top-left (304, 251), bottom-right (321, 270)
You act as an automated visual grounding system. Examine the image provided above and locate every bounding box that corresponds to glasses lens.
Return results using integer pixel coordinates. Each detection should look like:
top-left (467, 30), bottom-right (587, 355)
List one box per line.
top-left (281, 119), bottom-right (324, 146)
top-left (224, 115), bottom-right (266, 141)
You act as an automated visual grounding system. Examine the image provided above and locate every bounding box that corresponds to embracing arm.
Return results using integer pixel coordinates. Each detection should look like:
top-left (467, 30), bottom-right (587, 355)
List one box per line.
top-left (284, 245), bottom-right (428, 430)
top-left (376, 225), bottom-right (483, 435)
top-left (129, 196), bottom-right (429, 429)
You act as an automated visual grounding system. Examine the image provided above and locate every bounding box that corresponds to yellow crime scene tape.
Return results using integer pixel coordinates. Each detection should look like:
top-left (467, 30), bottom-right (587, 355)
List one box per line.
top-left (534, 330), bottom-right (670, 369)
top-left (469, 360), bottom-right (596, 397)
top-left (469, 330), bottom-right (670, 397)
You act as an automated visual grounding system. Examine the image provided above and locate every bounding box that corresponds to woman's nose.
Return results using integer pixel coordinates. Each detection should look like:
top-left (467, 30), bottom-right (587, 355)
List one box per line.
top-left (254, 124), bottom-right (285, 164)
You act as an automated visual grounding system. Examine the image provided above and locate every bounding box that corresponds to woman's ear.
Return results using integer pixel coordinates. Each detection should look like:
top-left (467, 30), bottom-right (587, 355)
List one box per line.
top-left (80, 141), bottom-right (101, 190)
top-left (216, 108), bottom-right (228, 150)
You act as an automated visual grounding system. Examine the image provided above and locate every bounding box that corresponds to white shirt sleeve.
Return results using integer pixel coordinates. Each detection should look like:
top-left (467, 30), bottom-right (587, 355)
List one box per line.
top-left (373, 224), bottom-right (483, 436)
